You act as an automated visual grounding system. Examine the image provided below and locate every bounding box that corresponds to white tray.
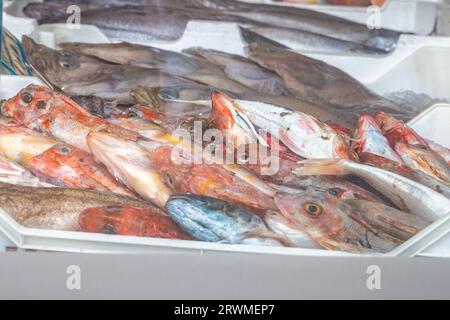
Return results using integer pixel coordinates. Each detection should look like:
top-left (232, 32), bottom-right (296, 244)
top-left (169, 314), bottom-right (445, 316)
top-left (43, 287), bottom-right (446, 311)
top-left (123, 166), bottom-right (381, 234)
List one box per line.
top-left (244, 0), bottom-right (439, 35)
top-left (0, 75), bottom-right (449, 257)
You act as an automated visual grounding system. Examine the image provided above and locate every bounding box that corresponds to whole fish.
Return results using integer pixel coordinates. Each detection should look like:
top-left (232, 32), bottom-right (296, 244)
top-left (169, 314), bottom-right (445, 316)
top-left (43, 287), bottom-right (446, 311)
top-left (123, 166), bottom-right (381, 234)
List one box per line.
top-left (202, 0), bottom-right (400, 52)
top-left (246, 43), bottom-right (414, 121)
top-left (27, 143), bottom-right (136, 197)
top-left (183, 47), bottom-right (291, 96)
top-left (0, 124), bottom-right (59, 165)
top-left (211, 92), bottom-right (355, 159)
top-left (263, 210), bottom-right (319, 248)
top-left (395, 142), bottom-right (450, 185)
top-left (79, 205), bottom-right (191, 240)
top-left (374, 112), bottom-right (429, 148)
top-left (0, 156), bottom-right (54, 187)
top-left (148, 145), bottom-right (278, 213)
top-left (240, 26), bottom-right (387, 55)
top-left (166, 194), bottom-right (286, 246)
top-left (58, 42), bottom-right (255, 95)
top-left (22, 37), bottom-right (198, 104)
top-left (274, 192), bottom-right (398, 253)
top-left (0, 182), bottom-right (156, 231)
top-left (86, 131), bottom-right (172, 209)
top-left (2, 85), bottom-right (138, 152)
top-left (38, 5), bottom-right (260, 42)
top-left (294, 159), bottom-right (450, 221)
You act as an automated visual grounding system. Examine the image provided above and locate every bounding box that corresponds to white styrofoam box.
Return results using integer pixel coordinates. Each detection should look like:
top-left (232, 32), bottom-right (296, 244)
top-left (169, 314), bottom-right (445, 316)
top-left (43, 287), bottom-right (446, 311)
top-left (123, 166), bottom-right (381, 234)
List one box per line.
top-left (0, 76), bottom-right (448, 257)
top-left (408, 104), bottom-right (450, 148)
top-left (244, 0), bottom-right (439, 35)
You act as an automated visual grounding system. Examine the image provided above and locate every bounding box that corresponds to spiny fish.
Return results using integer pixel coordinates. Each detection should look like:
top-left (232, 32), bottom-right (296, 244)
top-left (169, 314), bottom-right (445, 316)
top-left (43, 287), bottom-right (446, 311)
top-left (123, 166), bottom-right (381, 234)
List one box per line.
top-left (79, 205), bottom-right (192, 240)
top-left (246, 43), bottom-right (414, 122)
top-left (274, 192), bottom-right (398, 253)
top-left (27, 143), bottom-right (136, 197)
top-left (211, 92), bottom-right (355, 160)
top-left (22, 37), bottom-right (198, 104)
top-left (87, 131), bottom-right (172, 209)
top-left (240, 26), bottom-right (387, 55)
top-left (2, 85), bottom-right (138, 152)
top-left (395, 142), bottom-right (450, 185)
top-left (166, 194), bottom-right (287, 246)
top-left (0, 182), bottom-right (156, 231)
top-left (294, 159), bottom-right (450, 222)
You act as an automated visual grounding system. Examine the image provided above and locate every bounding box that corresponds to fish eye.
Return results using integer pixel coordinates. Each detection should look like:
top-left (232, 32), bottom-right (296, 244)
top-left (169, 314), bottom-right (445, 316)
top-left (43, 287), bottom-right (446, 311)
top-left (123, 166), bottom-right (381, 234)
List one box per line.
top-left (21, 92), bottom-right (33, 104)
top-left (60, 146), bottom-right (71, 154)
top-left (36, 100), bottom-right (47, 110)
top-left (328, 188), bottom-right (343, 197)
top-left (303, 202), bottom-right (323, 217)
top-left (159, 88), bottom-right (179, 101)
top-left (127, 111), bottom-right (139, 119)
top-left (238, 153), bottom-right (249, 163)
top-left (59, 60), bottom-right (76, 69)
top-left (61, 50), bottom-right (76, 58)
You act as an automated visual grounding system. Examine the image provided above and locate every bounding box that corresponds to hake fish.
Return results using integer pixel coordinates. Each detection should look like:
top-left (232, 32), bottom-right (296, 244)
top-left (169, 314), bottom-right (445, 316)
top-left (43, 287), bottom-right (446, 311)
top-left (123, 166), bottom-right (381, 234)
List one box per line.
top-left (0, 182), bottom-right (156, 231)
top-left (246, 43), bottom-right (415, 121)
top-left (240, 26), bottom-right (387, 55)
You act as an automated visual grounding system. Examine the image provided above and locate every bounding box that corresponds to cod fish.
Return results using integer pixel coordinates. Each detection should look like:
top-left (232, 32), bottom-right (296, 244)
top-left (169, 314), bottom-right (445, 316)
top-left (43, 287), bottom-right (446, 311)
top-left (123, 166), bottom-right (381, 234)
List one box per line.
top-left (28, 143), bottom-right (136, 197)
top-left (79, 205), bottom-right (191, 240)
top-left (240, 26), bottom-right (387, 55)
top-left (3, 85), bottom-right (138, 152)
top-left (22, 36), bottom-right (198, 104)
top-left (294, 159), bottom-right (450, 222)
top-left (183, 47), bottom-right (291, 96)
top-left (166, 194), bottom-right (287, 246)
top-left (0, 182), bottom-right (156, 231)
top-left (246, 43), bottom-right (414, 121)
top-left (58, 42), bottom-right (255, 96)
top-left (0, 156), bottom-right (54, 188)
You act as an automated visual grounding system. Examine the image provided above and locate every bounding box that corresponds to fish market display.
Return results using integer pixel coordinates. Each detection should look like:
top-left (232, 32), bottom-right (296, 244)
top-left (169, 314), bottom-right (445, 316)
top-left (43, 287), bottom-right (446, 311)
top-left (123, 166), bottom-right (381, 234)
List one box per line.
top-left (79, 205), bottom-right (191, 240)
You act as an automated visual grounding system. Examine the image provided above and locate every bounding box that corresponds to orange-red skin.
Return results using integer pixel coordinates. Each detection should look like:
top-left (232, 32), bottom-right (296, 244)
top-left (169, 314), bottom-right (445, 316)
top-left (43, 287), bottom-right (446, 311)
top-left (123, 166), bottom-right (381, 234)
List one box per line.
top-left (79, 205), bottom-right (191, 240)
top-left (28, 143), bottom-right (136, 198)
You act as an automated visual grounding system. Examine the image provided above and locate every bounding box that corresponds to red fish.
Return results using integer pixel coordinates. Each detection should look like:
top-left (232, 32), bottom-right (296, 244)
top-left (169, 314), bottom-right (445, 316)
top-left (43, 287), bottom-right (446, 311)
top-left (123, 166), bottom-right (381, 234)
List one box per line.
top-left (2, 85), bottom-right (138, 152)
top-left (79, 205), bottom-right (191, 240)
top-left (28, 143), bottom-right (136, 197)
top-left (148, 145), bottom-right (278, 213)
top-left (374, 112), bottom-right (429, 148)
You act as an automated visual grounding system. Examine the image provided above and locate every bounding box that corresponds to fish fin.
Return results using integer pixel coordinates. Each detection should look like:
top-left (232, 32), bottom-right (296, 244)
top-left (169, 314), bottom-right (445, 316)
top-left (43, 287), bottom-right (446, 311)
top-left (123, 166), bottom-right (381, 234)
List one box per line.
top-left (293, 159), bottom-right (349, 177)
top-left (242, 227), bottom-right (294, 247)
top-left (239, 26), bottom-right (289, 49)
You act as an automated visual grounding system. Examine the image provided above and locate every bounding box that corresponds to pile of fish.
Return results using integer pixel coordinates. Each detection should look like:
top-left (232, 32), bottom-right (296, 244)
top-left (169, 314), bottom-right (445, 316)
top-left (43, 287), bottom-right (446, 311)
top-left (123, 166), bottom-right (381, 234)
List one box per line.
top-left (0, 2), bottom-right (448, 253)
top-left (0, 80), bottom-right (448, 253)
top-left (23, 0), bottom-right (399, 54)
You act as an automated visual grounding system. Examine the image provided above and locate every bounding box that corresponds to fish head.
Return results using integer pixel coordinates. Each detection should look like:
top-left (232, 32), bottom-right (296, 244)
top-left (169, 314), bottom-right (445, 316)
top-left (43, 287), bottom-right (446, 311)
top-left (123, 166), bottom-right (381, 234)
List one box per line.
top-left (274, 190), bottom-right (348, 238)
top-left (353, 114), bottom-right (403, 164)
top-left (211, 92), bottom-right (265, 148)
top-left (2, 84), bottom-right (56, 127)
top-left (22, 36), bottom-right (110, 90)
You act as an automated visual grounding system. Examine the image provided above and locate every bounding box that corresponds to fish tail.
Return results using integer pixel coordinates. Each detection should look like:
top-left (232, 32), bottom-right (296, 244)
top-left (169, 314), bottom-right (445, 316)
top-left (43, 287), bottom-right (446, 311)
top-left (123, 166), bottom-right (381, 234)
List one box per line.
top-left (293, 159), bottom-right (350, 177)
